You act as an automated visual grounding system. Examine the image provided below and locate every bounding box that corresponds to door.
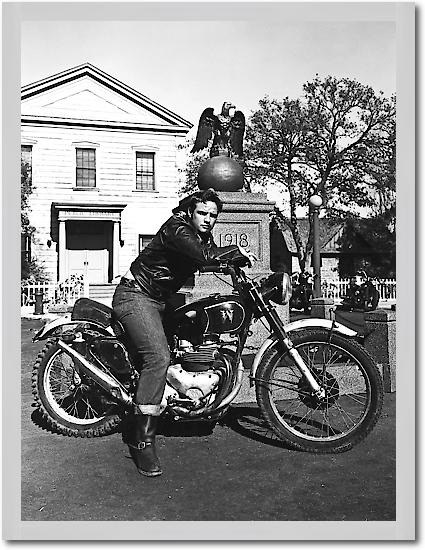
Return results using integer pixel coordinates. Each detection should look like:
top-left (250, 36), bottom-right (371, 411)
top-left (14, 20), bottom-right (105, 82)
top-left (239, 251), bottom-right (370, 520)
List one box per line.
top-left (66, 221), bottom-right (112, 284)
top-left (68, 247), bottom-right (108, 284)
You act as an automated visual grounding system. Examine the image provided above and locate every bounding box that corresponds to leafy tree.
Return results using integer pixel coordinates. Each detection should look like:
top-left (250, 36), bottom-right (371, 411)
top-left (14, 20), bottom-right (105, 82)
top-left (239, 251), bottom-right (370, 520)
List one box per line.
top-left (245, 97), bottom-right (312, 268)
top-left (178, 141), bottom-right (209, 196)
top-left (338, 206), bottom-right (396, 278)
top-left (365, 118), bottom-right (396, 215)
top-left (21, 159), bottom-right (48, 281)
top-left (21, 160), bottom-right (33, 235)
top-left (245, 76), bottom-right (396, 271)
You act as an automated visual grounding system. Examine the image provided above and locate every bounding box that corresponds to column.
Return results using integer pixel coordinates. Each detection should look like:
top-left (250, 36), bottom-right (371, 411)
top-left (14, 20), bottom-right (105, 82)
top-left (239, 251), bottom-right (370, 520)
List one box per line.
top-left (113, 221), bottom-right (120, 280)
top-left (58, 220), bottom-right (66, 282)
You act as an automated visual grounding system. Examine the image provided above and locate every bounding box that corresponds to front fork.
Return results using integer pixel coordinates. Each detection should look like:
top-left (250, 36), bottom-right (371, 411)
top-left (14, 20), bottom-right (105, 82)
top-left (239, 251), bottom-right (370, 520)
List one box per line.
top-left (280, 336), bottom-right (325, 399)
top-left (249, 286), bottom-right (325, 399)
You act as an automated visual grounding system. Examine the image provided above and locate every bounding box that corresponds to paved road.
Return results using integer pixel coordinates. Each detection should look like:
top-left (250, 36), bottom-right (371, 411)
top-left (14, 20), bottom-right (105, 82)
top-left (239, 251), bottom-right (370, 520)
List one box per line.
top-left (21, 319), bottom-right (395, 522)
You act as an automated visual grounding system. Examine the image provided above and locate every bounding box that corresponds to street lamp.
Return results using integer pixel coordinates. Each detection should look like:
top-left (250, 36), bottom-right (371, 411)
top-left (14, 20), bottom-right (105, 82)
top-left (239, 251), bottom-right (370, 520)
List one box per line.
top-left (309, 194), bottom-right (323, 298)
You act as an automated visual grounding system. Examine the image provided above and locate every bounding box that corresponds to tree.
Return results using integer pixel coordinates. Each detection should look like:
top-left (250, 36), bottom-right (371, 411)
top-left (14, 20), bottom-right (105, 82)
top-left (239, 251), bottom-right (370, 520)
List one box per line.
top-left (178, 141), bottom-right (209, 196)
top-left (338, 206), bottom-right (396, 278)
top-left (21, 159), bottom-right (48, 281)
top-left (245, 76), bottom-right (396, 271)
top-left (245, 97), bottom-right (312, 269)
top-left (365, 117), bottom-right (396, 216)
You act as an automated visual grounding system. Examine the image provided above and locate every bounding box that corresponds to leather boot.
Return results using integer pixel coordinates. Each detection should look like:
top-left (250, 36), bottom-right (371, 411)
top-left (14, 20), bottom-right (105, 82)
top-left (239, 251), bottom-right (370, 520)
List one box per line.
top-left (127, 414), bottom-right (162, 477)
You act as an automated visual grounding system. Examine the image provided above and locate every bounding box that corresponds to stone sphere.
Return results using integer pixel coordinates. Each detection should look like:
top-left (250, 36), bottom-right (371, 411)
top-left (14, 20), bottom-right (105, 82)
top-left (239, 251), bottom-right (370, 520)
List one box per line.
top-left (197, 156), bottom-right (243, 192)
top-left (309, 194), bottom-right (323, 208)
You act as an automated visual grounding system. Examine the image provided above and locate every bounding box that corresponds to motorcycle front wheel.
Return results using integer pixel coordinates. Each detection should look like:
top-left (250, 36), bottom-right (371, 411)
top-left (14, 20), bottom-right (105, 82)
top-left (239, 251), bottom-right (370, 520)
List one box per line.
top-left (255, 329), bottom-right (383, 453)
top-left (32, 340), bottom-right (123, 437)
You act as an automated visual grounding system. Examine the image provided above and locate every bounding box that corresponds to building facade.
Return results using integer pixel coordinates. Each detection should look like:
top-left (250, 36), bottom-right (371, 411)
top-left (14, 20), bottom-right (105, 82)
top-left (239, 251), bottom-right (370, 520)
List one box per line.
top-left (21, 63), bottom-right (192, 286)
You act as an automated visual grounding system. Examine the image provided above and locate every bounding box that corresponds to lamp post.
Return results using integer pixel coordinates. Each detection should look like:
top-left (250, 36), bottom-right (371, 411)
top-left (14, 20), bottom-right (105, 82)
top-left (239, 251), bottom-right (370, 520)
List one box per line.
top-left (309, 194), bottom-right (323, 298)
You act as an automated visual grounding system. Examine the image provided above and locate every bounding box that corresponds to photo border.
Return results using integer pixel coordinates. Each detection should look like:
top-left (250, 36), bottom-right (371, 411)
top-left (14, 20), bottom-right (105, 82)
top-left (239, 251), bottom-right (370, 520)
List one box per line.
top-left (2, 1), bottom-right (415, 541)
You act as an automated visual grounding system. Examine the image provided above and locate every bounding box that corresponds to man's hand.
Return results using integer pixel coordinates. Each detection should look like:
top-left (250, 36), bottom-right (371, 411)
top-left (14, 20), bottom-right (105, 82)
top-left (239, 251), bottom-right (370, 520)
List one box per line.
top-left (238, 246), bottom-right (257, 267)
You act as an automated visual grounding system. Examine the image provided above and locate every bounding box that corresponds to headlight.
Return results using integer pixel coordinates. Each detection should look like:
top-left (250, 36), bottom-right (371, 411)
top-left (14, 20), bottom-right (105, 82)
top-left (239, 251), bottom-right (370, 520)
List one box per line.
top-left (260, 272), bottom-right (292, 305)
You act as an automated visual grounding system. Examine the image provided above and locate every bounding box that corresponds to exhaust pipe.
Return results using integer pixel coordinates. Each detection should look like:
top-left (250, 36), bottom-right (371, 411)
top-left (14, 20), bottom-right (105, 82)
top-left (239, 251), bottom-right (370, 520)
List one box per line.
top-left (57, 340), bottom-right (133, 407)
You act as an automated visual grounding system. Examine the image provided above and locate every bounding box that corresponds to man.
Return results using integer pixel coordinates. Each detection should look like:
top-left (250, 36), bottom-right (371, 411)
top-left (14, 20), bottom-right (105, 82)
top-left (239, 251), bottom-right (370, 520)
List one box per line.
top-left (112, 188), bottom-right (254, 477)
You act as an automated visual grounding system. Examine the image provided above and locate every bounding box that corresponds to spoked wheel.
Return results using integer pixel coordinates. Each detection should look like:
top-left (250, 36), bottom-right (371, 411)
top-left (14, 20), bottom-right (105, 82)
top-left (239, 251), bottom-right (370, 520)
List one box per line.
top-left (32, 340), bottom-right (123, 437)
top-left (255, 329), bottom-right (383, 453)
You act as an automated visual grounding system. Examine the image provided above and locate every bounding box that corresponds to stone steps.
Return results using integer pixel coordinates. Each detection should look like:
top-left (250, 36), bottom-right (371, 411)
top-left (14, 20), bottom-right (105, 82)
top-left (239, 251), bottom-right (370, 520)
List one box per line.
top-left (88, 284), bottom-right (116, 306)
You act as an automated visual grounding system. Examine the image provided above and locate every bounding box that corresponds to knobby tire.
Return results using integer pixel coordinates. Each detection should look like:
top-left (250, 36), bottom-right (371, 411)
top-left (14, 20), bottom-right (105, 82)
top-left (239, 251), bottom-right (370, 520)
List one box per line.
top-left (255, 329), bottom-right (383, 453)
top-left (32, 339), bottom-right (123, 437)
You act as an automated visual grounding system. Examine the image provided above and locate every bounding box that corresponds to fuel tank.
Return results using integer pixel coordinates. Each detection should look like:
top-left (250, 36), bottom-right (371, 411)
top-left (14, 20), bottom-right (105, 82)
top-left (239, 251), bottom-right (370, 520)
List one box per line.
top-left (171, 294), bottom-right (249, 338)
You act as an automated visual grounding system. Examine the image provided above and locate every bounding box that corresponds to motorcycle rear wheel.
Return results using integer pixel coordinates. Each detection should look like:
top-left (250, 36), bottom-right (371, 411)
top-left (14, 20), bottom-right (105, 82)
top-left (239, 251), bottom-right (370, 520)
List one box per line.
top-left (255, 329), bottom-right (383, 453)
top-left (32, 340), bottom-right (123, 437)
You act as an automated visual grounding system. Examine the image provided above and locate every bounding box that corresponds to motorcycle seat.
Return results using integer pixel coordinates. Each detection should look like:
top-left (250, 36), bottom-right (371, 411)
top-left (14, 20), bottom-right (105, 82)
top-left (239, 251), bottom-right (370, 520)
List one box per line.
top-left (71, 298), bottom-right (112, 327)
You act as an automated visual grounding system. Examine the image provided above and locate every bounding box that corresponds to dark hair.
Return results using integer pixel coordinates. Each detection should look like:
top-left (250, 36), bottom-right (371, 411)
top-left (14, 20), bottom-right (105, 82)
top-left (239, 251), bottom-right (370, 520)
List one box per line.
top-left (187, 188), bottom-right (223, 215)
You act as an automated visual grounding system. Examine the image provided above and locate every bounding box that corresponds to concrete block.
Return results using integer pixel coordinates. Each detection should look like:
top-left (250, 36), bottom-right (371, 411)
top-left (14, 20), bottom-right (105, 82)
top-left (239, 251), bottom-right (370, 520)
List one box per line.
top-left (364, 309), bottom-right (396, 392)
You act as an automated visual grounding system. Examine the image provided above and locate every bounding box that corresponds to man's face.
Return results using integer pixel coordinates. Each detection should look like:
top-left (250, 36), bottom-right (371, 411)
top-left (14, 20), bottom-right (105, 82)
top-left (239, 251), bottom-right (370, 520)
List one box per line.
top-left (191, 201), bottom-right (218, 234)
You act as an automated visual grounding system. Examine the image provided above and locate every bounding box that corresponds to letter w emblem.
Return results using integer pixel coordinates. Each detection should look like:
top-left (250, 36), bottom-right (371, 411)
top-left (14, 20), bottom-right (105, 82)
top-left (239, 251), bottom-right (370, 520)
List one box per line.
top-left (221, 309), bottom-right (234, 323)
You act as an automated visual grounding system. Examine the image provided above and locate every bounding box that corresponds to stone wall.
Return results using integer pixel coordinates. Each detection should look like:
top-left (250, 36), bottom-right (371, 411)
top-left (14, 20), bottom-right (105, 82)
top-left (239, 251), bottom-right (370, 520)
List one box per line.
top-left (364, 309), bottom-right (396, 392)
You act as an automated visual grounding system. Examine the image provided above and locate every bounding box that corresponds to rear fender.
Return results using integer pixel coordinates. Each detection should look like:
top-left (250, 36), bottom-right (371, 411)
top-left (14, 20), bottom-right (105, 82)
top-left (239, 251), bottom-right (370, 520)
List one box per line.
top-left (32, 315), bottom-right (114, 342)
top-left (250, 318), bottom-right (357, 386)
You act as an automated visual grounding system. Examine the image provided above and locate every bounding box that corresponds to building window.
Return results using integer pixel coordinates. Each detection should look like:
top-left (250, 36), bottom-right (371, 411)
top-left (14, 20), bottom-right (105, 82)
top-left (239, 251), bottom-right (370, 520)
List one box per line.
top-left (136, 152), bottom-right (155, 191)
top-left (76, 148), bottom-right (96, 188)
top-left (139, 235), bottom-right (154, 254)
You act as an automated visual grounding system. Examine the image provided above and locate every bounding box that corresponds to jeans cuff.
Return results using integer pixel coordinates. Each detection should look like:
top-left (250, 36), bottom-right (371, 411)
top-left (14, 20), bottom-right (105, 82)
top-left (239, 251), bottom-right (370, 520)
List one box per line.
top-left (135, 404), bottom-right (162, 416)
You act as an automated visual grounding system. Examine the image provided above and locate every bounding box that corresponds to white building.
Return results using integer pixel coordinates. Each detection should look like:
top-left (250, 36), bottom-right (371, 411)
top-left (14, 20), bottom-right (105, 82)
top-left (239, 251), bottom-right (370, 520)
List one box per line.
top-left (21, 63), bottom-right (192, 293)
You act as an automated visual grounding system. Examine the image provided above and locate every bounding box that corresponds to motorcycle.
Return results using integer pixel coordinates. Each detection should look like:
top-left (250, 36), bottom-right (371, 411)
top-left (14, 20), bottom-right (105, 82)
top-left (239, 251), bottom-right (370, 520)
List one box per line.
top-left (31, 259), bottom-right (383, 454)
top-left (290, 271), bottom-right (313, 313)
top-left (341, 271), bottom-right (380, 312)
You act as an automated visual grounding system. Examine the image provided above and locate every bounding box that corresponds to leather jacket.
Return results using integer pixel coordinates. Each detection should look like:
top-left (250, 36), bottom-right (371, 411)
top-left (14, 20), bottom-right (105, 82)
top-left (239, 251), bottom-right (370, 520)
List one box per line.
top-left (130, 211), bottom-right (244, 298)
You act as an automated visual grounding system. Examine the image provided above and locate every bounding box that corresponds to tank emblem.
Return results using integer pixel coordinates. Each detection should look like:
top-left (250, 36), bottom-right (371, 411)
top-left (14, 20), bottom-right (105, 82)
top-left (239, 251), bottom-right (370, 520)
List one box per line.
top-left (204, 301), bottom-right (245, 333)
top-left (221, 309), bottom-right (234, 323)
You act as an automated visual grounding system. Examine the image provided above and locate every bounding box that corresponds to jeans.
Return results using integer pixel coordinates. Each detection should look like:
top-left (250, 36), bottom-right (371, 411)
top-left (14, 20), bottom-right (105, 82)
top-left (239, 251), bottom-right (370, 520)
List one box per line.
top-left (112, 281), bottom-right (170, 416)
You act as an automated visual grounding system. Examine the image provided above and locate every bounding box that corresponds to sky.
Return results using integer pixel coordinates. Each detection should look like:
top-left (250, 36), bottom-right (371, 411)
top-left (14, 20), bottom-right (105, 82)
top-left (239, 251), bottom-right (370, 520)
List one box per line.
top-left (21, 19), bottom-right (396, 133)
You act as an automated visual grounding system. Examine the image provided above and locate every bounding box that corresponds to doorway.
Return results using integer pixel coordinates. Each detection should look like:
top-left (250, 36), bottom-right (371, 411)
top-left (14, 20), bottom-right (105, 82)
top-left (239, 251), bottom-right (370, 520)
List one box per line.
top-left (66, 220), bottom-right (112, 283)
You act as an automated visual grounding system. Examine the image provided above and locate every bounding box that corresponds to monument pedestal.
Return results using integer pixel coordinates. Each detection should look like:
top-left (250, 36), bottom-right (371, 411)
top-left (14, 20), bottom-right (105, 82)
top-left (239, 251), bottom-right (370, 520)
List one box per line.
top-left (191, 192), bottom-right (275, 297)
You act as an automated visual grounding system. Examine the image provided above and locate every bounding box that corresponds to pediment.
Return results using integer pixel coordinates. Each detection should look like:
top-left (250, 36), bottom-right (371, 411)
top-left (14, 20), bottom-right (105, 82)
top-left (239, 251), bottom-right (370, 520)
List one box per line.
top-left (44, 89), bottom-right (129, 115)
top-left (21, 64), bottom-right (192, 129)
top-left (22, 76), bottom-right (167, 125)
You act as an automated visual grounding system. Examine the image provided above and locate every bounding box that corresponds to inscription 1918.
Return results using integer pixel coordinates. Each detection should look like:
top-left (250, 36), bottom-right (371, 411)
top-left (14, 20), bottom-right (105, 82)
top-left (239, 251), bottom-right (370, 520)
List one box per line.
top-left (218, 233), bottom-right (250, 250)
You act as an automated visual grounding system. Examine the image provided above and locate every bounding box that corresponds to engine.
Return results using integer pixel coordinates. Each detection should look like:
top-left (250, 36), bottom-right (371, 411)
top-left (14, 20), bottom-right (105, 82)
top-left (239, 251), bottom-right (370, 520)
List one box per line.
top-left (160, 334), bottom-right (233, 413)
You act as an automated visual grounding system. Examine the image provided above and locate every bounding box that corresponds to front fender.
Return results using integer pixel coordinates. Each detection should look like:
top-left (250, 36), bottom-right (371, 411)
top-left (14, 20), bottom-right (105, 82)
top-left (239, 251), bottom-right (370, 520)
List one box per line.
top-left (32, 315), bottom-right (114, 342)
top-left (250, 318), bottom-right (357, 386)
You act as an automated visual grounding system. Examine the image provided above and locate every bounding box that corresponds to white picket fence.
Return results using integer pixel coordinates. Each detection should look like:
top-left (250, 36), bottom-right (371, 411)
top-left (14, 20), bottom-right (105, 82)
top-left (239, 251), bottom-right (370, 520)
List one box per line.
top-left (321, 278), bottom-right (396, 304)
top-left (21, 275), bottom-right (88, 308)
top-left (21, 276), bottom-right (397, 309)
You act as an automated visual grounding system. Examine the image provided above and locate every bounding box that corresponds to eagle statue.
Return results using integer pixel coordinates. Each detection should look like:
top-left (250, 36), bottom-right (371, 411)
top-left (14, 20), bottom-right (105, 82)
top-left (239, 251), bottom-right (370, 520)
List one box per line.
top-left (191, 101), bottom-right (245, 159)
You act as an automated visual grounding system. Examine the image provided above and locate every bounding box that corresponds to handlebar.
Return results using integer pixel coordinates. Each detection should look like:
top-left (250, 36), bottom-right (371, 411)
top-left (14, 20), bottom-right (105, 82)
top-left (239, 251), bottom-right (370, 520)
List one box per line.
top-left (198, 262), bottom-right (247, 287)
top-left (199, 265), bottom-right (228, 274)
